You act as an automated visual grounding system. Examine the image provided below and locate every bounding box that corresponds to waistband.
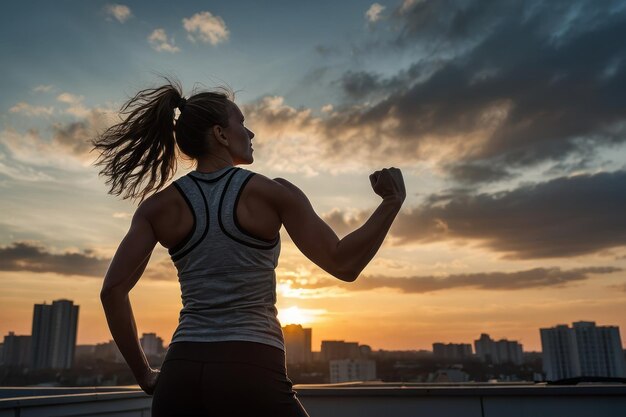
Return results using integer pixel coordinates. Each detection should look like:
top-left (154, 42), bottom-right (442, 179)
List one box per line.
top-left (163, 341), bottom-right (287, 372)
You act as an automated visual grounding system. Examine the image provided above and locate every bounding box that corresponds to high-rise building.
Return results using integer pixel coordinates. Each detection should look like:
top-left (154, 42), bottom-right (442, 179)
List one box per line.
top-left (432, 342), bottom-right (473, 360)
top-left (140, 333), bottom-right (164, 357)
top-left (321, 340), bottom-right (361, 362)
top-left (541, 321), bottom-right (626, 381)
top-left (329, 358), bottom-right (377, 383)
top-left (282, 324), bottom-right (312, 364)
top-left (474, 333), bottom-right (523, 365)
top-left (31, 299), bottom-right (79, 370)
top-left (2, 332), bottom-right (31, 367)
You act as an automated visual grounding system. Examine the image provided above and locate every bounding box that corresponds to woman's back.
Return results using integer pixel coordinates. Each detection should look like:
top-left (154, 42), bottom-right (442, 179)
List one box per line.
top-left (163, 166), bottom-right (284, 350)
top-left (140, 167), bottom-right (281, 251)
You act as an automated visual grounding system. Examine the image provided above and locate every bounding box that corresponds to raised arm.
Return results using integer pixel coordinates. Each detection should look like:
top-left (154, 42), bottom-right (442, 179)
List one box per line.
top-left (268, 167), bottom-right (405, 282)
top-left (99, 204), bottom-right (159, 394)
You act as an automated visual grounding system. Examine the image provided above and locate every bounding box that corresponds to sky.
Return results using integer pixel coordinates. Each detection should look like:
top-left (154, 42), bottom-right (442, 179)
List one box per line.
top-left (1, 0), bottom-right (626, 352)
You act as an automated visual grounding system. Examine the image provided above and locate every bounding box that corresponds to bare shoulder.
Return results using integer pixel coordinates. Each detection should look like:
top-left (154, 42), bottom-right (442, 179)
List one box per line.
top-left (134, 184), bottom-right (181, 222)
top-left (245, 173), bottom-right (303, 209)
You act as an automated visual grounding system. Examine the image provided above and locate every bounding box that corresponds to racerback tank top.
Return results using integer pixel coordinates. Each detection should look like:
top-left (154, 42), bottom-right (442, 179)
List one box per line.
top-left (168, 166), bottom-right (284, 351)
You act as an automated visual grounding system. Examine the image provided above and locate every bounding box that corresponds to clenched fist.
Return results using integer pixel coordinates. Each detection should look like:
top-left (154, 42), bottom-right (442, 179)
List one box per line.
top-left (369, 167), bottom-right (406, 204)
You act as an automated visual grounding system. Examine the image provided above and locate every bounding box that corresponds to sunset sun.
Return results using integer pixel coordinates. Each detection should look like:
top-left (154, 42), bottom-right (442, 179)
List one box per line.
top-left (278, 306), bottom-right (311, 325)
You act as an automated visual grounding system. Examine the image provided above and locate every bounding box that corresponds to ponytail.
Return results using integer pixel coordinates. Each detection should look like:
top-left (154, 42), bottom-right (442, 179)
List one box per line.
top-left (92, 78), bottom-right (234, 202)
top-left (92, 79), bottom-right (182, 202)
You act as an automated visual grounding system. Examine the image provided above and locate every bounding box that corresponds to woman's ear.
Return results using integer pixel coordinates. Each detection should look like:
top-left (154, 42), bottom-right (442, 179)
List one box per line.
top-left (212, 125), bottom-right (229, 147)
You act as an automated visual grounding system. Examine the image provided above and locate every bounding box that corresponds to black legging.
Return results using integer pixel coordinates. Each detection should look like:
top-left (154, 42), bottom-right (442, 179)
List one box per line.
top-left (151, 341), bottom-right (310, 417)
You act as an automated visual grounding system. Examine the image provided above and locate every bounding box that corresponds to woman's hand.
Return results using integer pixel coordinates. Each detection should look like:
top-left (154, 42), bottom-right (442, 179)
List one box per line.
top-left (137, 367), bottom-right (161, 395)
top-left (369, 167), bottom-right (406, 204)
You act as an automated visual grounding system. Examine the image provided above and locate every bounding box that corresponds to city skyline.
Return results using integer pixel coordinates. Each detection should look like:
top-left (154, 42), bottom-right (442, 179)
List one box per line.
top-left (4, 300), bottom-right (623, 354)
top-left (2, 1), bottom-right (626, 352)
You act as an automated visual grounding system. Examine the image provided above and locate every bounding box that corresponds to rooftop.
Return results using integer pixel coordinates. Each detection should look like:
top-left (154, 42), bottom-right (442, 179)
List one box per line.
top-left (1, 382), bottom-right (625, 417)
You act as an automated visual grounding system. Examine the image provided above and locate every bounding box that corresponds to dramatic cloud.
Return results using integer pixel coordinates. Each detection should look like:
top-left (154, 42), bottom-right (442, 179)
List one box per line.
top-left (284, 266), bottom-right (622, 294)
top-left (403, 170), bottom-right (626, 258)
top-left (277, 0), bottom-right (626, 182)
top-left (183, 11), bottom-right (229, 45)
top-left (326, 170), bottom-right (626, 259)
top-left (148, 29), bottom-right (180, 53)
top-left (0, 241), bottom-right (178, 282)
top-left (446, 162), bottom-right (514, 185)
top-left (104, 4), bottom-right (132, 23)
top-left (0, 242), bottom-right (110, 277)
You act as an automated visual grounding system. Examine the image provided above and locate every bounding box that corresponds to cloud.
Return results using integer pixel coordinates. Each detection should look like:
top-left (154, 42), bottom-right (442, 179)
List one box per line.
top-left (56, 93), bottom-right (91, 118)
top-left (243, 94), bottom-right (406, 175)
top-left (0, 241), bottom-right (177, 282)
top-left (1, 103), bottom-right (116, 171)
top-left (0, 241), bottom-right (110, 277)
top-left (322, 208), bottom-right (367, 237)
top-left (51, 120), bottom-right (97, 156)
top-left (51, 105), bottom-right (116, 158)
top-left (389, 170), bottom-right (626, 259)
top-left (366, 3), bottom-right (385, 23)
top-left (323, 170), bottom-right (626, 259)
top-left (32, 85), bottom-right (54, 93)
top-left (9, 102), bottom-right (54, 117)
top-left (148, 29), bottom-right (180, 53)
top-left (446, 162), bottom-right (514, 185)
top-left (104, 4), bottom-right (132, 23)
top-left (287, 266), bottom-right (622, 294)
top-left (183, 11), bottom-right (229, 45)
top-left (112, 212), bottom-right (132, 219)
top-left (1, 128), bottom-right (78, 171)
top-left (241, 96), bottom-right (325, 175)
top-left (64, 110), bottom-right (115, 157)
top-left (278, 0), bottom-right (626, 183)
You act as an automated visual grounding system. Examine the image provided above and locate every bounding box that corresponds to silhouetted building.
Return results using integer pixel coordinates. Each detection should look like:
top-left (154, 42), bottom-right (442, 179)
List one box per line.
top-left (31, 299), bottom-right (79, 370)
top-left (321, 340), bottom-right (360, 361)
top-left (432, 342), bottom-right (473, 360)
top-left (372, 349), bottom-right (432, 360)
top-left (2, 332), bottom-right (31, 367)
top-left (330, 358), bottom-right (377, 383)
top-left (474, 333), bottom-right (523, 365)
top-left (359, 344), bottom-right (372, 358)
top-left (140, 333), bottom-right (164, 357)
top-left (94, 340), bottom-right (124, 363)
top-left (282, 324), bottom-right (312, 364)
top-left (541, 321), bottom-right (626, 381)
top-left (75, 345), bottom-right (96, 361)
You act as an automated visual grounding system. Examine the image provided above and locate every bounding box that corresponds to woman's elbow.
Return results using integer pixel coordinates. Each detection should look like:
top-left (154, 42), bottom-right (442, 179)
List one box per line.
top-left (333, 267), bottom-right (359, 282)
top-left (100, 285), bottom-right (126, 304)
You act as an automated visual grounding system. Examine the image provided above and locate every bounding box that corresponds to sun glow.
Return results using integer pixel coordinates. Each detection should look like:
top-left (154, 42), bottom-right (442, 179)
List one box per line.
top-left (278, 306), bottom-right (312, 325)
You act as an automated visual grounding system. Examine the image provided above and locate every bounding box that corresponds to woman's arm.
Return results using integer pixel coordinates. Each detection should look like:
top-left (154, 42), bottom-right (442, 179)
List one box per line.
top-left (269, 167), bottom-right (406, 281)
top-left (100, 206), bottom-right (160, 394)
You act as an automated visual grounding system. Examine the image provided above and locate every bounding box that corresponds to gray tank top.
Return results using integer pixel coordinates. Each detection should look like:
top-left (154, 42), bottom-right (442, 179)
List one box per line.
top-left (168, 166), bottom-right (284, 351)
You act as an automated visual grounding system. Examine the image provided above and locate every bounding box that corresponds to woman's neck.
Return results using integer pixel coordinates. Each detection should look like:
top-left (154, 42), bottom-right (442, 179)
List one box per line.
top-left (195, 154), bottom-right (234, 172)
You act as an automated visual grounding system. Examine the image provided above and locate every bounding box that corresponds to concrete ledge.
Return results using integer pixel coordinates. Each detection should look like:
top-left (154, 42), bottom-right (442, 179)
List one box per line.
top-left (293, 381), bottom-right (626, 397)
top-left (1, 383), bottom-right (625, 417)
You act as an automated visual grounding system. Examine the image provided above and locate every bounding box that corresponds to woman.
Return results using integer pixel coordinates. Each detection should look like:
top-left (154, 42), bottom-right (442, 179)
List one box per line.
top-left (94, 79), bottom-right (405, 416)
